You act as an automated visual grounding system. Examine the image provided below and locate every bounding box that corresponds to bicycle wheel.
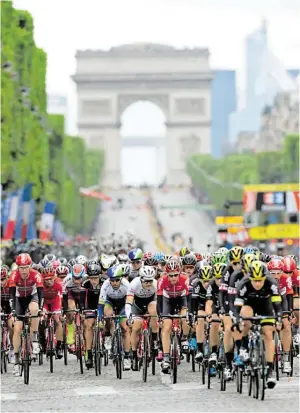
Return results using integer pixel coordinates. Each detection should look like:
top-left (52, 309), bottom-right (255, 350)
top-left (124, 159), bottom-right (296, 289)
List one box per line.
top-left (94, 328), bottom-right (102, 376)
top-left (142, 330), bottom-right (149, 382)
top-left (201, 361), bottom-right (206, 385)
top-left (253, 369), bottom-right (259, 399)
top-left (289, 343), bottom-right (294, 377)
top-left (170, 334), bottom-right (178, 384)
top-left (48, 325), bottom-right (54, 373)
top-left (76, 328), bottom-right (84, 374)
top-left (191, 350), bottom-right (196, 372)
top-left (62, 321), bottom-right (68, 366)
top-left (259, 339), bottom-right (266, 401)
top-left (207, 361), bottom-right (211, 389)
top-left (220, 364), bottom-right (226, 391)
top-left (274, 332), bottom-right (280, 381)
top-left (151, 345), bottom-right (156, 376)
top-left (116, 329), bottom-right (123, 380)
top-left (236, 366), bottom-right (243, 394)
top-left (23, 335), bottom-right (30, 385)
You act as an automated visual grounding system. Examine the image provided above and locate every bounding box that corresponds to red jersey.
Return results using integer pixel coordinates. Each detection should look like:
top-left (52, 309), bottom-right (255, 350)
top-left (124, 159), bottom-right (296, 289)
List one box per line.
top-left (157, 273), bottom-right (189, 298)
top-left (279, 274), bottom-right (293, 296)
top-left (10, 269), bottom-right (43, 298)
top-left (1, 277), bottom-right (11, 302)
top-left (292, 269), bottom-right (300, 288)
top-left (43, 278), bottom-right (63, 302)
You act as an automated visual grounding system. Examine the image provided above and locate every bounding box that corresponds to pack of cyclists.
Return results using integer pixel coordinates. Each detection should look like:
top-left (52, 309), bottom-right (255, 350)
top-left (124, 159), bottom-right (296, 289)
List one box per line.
top-left (1, 240), bottom-right (299, 392)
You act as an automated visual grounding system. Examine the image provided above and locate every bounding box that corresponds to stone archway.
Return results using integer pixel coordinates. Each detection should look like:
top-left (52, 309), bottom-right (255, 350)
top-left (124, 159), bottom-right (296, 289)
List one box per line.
top-left (73, 43), bottom-right (213, 188)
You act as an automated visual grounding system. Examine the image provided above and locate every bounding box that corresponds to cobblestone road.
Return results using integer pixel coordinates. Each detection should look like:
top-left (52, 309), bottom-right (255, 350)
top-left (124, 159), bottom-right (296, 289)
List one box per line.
top-left (1, 354), bottom-right (299, 412)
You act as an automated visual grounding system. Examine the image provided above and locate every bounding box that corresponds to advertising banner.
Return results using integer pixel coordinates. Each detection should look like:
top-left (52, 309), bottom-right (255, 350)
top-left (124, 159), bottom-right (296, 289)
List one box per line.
top-left (248, 224), bottom-right (299, 240)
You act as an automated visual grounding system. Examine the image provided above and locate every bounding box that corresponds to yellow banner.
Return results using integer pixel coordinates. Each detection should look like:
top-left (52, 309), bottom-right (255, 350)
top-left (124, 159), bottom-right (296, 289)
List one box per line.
top-left (249, 224), bottom-right (299, 240)
top-left (243, 184), bottom-right (299, 192)
top-left (215, 216), bottom-right (244, 226)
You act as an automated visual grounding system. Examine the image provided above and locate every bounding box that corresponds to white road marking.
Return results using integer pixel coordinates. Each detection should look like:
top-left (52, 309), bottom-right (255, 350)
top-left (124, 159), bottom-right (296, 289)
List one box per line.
top-left (1, 393), bottom-right (18, 401)
top-left (74, 386), bottom-right (117, 396)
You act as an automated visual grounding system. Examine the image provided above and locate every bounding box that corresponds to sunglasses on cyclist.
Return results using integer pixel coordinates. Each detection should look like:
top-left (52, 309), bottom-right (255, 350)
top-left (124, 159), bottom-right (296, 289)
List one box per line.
top-left (168, 273), bottom-right (179, 278)
top-left (142, 280), bottom-right (153, 284)
top-left (232, 261), bottom-right (241, 266)
top-left (183, 265), bottom-right (194, 270)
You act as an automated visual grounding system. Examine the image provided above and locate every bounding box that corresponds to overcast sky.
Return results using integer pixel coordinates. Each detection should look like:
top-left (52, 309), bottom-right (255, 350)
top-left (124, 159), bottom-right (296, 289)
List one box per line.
top-left (12, 0), bottom-right (300, 184)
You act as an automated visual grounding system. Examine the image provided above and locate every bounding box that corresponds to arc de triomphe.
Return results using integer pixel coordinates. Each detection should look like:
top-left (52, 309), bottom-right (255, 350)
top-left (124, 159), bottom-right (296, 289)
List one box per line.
top-left (73, 43), bottom-right (213, 188)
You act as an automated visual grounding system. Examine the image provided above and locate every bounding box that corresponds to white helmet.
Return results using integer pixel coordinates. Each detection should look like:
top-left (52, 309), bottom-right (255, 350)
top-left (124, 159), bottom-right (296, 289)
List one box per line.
top-left (76, 255), bottom-right (87, 265)
top-left (139, 265), bottom-right (155, 281)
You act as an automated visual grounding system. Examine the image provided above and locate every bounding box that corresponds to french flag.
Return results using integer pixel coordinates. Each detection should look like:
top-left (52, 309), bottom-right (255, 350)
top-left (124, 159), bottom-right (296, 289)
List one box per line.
top-left (40, 202), bottom-right (56, 241)
top-left (21, 184), bottom-right (33, 241)
top-left (3, 191), bottom-right (20, 240)
top-left (27, 199), bottom-right (37, 240)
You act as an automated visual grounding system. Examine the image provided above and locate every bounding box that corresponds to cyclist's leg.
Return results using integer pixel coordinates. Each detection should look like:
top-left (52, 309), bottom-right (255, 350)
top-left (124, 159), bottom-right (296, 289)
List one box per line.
top-left (148, 301), bottom-right (158, 342)
top-left (104, 304), bottom-right (114, 335)
top-left (209, 304), bottom-right (220, 358)
top-left (239, 304), bottom-right (253, 357)
top-left (196, 308), bottom-right (206, 357)
top-left (130, 304), bottom-right (143, 352)
top-left (83, 313), bottom-right (95, 366)
top-left (12, 298), bottom-right (28, 375)
top-left (28, 295), bottom-right (40, 355)
top-left (66, 299), bottom-right (76, 345)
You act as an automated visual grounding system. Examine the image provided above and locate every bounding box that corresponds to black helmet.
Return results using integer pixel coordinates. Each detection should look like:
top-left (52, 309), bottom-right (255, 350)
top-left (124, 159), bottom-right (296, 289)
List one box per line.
top-left (87, 258), bottom-right (99, 266)
top-left (58, 257), bottom-right (68, 266)
top-left (86, 263), bottom-right (101, 276)
top-left (182, 253), bottom-right (197, 266)
top-left (144, 256), bottom-right (159, 266)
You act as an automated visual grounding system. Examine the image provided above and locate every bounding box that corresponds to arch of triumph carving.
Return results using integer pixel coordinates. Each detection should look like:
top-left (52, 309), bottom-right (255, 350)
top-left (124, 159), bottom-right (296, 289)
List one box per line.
top-left (73, 43), bottom-right (213, 188)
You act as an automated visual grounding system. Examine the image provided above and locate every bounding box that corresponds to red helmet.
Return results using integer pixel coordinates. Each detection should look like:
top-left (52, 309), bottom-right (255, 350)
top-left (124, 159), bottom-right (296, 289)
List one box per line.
top-left (195, 252), bottom-right (203, 262)
top-left (1, 266), bottom-right (9, 280)
top-left (42, 266), bottom-right (56, 280)
top-left (52, 260), bottom-right (60, 270)
top-left (282, 256), bottom-right (296, 273)
top-left (267, 258), bottom-right (283, 272)
top-left (165, 258), bottom-right (181, 273)
top-left (143, 252), bottom-right (153, 261)
top-left (56, 265), bottom-right (69, 278)
top-left (16, 253), bottom-right (32, 267)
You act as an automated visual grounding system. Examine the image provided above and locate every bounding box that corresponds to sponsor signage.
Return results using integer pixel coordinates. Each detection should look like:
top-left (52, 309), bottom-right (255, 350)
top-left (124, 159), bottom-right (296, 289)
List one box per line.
top-left (248, 224), bottom-right (299, 240)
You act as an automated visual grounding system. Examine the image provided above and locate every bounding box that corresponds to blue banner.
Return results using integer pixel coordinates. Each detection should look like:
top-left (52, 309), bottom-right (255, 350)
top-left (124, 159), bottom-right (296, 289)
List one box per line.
top-left (1, 192), bottom-right (13, 232)
top-left (14, 187), bottom-right (25, 239)
top-left (27, 199), bottom-right (37, 240)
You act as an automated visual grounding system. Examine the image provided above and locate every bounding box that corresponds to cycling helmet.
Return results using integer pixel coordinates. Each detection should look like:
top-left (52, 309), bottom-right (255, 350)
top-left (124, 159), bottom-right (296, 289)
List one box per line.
top-left (182, 253), bottom-right (197, 266)
top-left (107, 265), bottom-right (123, 280)
top-left (211, 252), bottom-right (227, 265)
top-left (109, 255), bottom-right (119, 267)
top-left (267, 258), bottom-right (283, 272)
top-left (75, 255), bottom-right (87, 266)
top-left (179, 247), bottom-right (190, 257)
top-left (218, 247), bottom-right (229, 255)
top-left (119, 263), bottom-right (131, 278)
top-left (87, 258), bottom-right (99, 266)
top-left (144, 256), bottom-right (159, 266)
top-left (117, 253), bottom-right (129, 263)
top-left (165, 258), bottom-right (181, 273)
top-left (86, 263), bottom-right (101, 276)
top-left (100, 254), bottom-right (112, 270)
top-left (56, 265), bottom-right (69, 278)
top-left (202, 252), bottom-right (212, 264)
top-left (154, 252), bottom-right (165, 263)
top-left (212, 263), bottom-right (227, 279)
top-left (229, 246), bottom-right (244, 262)
top-left (282, 256), bottom-right (296, 273)
top-left (42, 266), bottom-right (56, 280)
top-left (42, 254), bottom-right (56, 267)
top-left (143, 252), bottom-right (153, 261)
top-left (128, 248), bottom-right (143, 262)
top-left (199, 265), bottom-right (213, 281)
top-left (52, 260), bottom-right (60, 270)
top-left (68, 258), bottom-right (76, 267)
top-left (1, 265), bottom-right (9, 279)
top-left (16, 253), bottom-right (32, 266)
top-left (139, 265), bottom-right (156, 281)
top-left (57, 257), bottom-right (68, 266)
top-left (71, 263), bottom-right (86, 279)
top-left (194, 252), bottom-right (203, 262)
top-left (241, 253), bottom-right (256, 272)
top-left (248, 260), bottom-right (267, 281)
top-left (244, 246), bottom-right (255, 255)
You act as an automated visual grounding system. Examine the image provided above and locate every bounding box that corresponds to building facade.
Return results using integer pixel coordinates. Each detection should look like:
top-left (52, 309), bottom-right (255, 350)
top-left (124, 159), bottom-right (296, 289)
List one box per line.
top-left (211, 70), bottom-right (236, 158)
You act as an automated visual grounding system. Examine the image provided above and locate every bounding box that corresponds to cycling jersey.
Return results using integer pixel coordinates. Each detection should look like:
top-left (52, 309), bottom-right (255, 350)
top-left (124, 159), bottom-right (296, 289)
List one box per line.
top-left (62, 274), bottom-right (86, 310)
top-left (98, 278), bottom-right (129, 317)
top-left (234, 276), bottom-right (282, 322)
top-left (189, 277), bottom-right (208, 312)
top-left (1, 277), bottom-right (11, 314)
top-left (43, 278), bottom-right (62, 312)
top-left (127, 277), bottom-right (157, 311)
top-left (206, 279), bottom-right (220, 312)
top-left (157, 273), bottom-right (189, 299)
top-left (10, 269), bottom-right (43, 298)
top-left (82, 279), bottom-right (101, 317)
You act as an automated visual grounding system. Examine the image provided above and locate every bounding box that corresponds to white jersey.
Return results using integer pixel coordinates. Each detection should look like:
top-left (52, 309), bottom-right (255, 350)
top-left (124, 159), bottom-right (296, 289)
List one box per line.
top-left (99, 278), bottom-right (129, 305)
top-left (127, 277), bottom-right (157, 308)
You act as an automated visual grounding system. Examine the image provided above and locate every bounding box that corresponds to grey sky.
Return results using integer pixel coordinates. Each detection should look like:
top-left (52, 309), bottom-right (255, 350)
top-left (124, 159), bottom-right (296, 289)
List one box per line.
top-left (12, 0), bottom-right (300, 184)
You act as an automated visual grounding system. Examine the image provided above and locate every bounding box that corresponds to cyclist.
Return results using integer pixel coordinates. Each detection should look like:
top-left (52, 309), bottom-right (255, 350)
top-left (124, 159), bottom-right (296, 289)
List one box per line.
top-left (41, 266), bottom-right (63, 358)
top-left (1, 265), bottom-right (14, 362)
top-left (125, 265), bottom-right (158, 370)
top-left (233, 260), bottom-right (283, 388)
top-left (189, 265), bottom-right (213, 362)
top-left (268, 258), bottom-right (293, 373)
top-left (128, 248), bottom-right (144, 281)
top-left (9, 253), bottom-right (44, 377)
top-left (98, 265), bottom-right (131, 370)
top-left (181, 253), bottom-right (197, 277)
top-left (82, 262), bottom-right (102, 368)
top-left (157, 257), bottom-right (189, 373)
top-left (62, 264), bottom-right (87, 350)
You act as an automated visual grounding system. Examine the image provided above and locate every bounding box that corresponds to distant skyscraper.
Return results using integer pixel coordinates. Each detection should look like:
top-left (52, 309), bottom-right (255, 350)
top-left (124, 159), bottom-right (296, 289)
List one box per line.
top-left (211, 70), bottom-right (237, 158)
top-left (229, 19), bottom-right (298, 143)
